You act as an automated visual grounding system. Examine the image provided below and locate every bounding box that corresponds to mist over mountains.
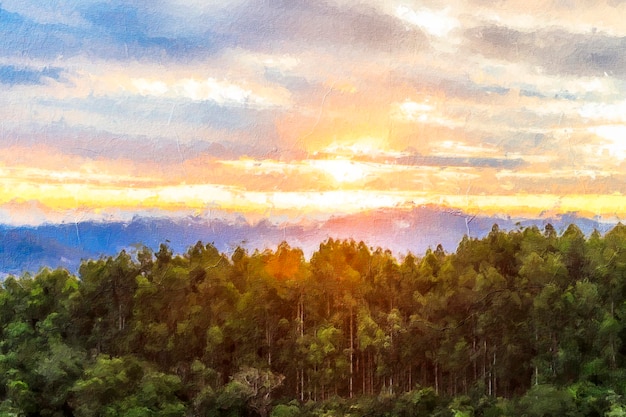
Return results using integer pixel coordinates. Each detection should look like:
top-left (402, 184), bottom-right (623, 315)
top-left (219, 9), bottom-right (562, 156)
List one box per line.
top-left (0, 205), bottom-right (616, 276)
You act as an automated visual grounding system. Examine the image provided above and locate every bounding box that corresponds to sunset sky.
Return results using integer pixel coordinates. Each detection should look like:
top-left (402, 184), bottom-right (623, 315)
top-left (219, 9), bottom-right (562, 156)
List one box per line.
top-left (1, 0), bottom-right (626, 226)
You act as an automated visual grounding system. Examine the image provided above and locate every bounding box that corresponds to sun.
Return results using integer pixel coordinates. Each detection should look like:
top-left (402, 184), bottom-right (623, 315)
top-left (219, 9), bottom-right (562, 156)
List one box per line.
top-left (309, 159), bottom-right (368, 184)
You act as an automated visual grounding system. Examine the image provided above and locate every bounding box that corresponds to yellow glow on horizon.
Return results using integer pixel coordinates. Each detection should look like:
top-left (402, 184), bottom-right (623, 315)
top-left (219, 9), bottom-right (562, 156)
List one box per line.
top-left (220, 156), bottom-right (417, 190)
top-left (1, 147), bottom-right (625, 223)
top-left (1, 172), bottom-right (626, 221)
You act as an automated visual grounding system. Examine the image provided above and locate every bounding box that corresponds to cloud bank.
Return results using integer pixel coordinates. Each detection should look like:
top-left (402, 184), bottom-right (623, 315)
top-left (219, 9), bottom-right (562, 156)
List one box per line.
top-left (0, 0), bottom-right (625, 225)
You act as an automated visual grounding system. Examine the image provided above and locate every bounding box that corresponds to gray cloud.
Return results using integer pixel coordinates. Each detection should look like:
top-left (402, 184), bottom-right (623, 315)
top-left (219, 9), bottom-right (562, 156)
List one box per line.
top-left (2, 117), bottom-right (282, 164)
top-left (218, 1), bottom-right (427, 54)
top-left (396, 153), bottom-right (526, 169)
top-left (0, 1), bottom-right (427, 68)
top-left (465, 25), bottom-right (626, 78)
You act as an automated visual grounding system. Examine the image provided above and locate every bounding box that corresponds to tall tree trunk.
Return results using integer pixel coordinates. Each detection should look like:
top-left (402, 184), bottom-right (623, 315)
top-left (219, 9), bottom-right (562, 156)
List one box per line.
top-left (435, 362), bottom-right (439, 395)
top-left (534, 328), bottom-right (539, 386)
top-left (473, 337), bottom-right (477, 383)
top-left (266, 323), bottom-right (272, 366)
top-left (493, 350), bottom-right (497, 397)
top-left (299, 292), bottom-right (304, 338)
top-left (369, 352), bottom-right (375, 395)
top-left (349, 306), bottom-right (354, 398)
top-left (483, 339), bottom-right (488, 395)
top-left (362, 352), bottom-right (366, 395)
top-left (409, 366), bottom-right (412, 391)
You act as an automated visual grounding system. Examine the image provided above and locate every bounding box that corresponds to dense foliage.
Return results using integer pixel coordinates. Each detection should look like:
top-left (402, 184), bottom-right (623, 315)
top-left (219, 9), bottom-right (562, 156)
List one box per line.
top-left (3, 223), bottom-right (626, 416)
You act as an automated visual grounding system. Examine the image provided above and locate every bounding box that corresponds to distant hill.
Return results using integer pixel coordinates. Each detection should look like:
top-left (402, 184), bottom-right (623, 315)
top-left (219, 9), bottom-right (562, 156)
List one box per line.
top-left (0, 206), bottom-right (617, 276)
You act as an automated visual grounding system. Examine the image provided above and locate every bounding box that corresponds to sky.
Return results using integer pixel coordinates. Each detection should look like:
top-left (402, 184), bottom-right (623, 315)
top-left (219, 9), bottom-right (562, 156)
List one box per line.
top-left (1, 0), bottom-right (626, 227)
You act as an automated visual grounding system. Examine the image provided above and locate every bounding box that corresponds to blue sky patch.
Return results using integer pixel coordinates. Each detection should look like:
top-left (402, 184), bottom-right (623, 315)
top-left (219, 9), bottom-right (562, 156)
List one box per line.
top-left (0, 65), bottom-right (62, 85)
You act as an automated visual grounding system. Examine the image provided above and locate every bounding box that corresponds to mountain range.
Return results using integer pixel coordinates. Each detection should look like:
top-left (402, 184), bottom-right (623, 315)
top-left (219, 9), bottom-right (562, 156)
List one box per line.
top-left (0, 205), bottom-right (617, 276)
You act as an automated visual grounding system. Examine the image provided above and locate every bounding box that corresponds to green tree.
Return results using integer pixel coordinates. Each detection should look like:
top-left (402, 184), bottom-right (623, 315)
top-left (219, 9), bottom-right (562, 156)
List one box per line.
top-left (71, 355), bottom-right (185, 417)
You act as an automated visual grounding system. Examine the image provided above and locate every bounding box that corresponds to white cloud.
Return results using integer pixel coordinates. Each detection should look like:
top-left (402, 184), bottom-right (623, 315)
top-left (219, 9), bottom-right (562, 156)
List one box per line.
top-left (469, 1), bottom-right (626, 38)
top-left (588, 124), bottom-right (626, 159)
top-left (322, 138), bottom-right (408, 158)
top-left (391, 100), bottom-right (461, 128)
top-left (178, 78), bottom-right (251, 104)
top-left (580, 100), bottom-right (626, 122)
top-left (431, 140), bottom-right (499, 157)
top-left (234, 50), bottom-right (301, 72)
top-left (395, 5), bottom-right (459, 37)
top-left (397, 100), bottom-right (434, 121)
top-left (121, 74), bottom-right (291, 108)
top-left (496, 169), bottom-right (612, 180)
top-left (132, 78), bottom-right (169, 96)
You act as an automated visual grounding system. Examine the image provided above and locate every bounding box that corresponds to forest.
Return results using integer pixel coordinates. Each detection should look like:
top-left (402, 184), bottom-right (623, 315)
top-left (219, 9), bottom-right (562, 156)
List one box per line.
top-left (2, 223), bottom-right (626, 416)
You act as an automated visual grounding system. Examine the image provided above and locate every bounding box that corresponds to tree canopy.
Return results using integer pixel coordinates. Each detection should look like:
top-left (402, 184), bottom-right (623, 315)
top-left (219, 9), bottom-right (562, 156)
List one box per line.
top-left (2, 224), bottom-right (626, 416)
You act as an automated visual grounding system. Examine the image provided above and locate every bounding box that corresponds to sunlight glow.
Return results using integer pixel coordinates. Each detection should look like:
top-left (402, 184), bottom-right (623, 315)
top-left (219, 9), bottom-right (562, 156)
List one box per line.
top-left (2, 175), bottom-right (626, 222)
top-left (309, 159), bottom-right (368, 184)
top-left (321, 138), bottom-right (406, 159)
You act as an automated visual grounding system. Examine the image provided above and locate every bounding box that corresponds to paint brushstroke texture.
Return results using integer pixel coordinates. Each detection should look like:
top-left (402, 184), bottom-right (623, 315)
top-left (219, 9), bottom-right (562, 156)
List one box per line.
top-left (0, 0), bottom-right (625, 271)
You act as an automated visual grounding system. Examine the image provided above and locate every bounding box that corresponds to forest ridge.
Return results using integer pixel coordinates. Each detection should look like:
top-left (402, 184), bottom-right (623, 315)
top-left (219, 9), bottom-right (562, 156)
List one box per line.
top-left (2, 223), bottom-right (626, 417)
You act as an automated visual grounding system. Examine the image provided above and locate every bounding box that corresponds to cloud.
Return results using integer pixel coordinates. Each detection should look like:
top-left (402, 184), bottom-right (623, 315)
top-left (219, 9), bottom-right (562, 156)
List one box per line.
top-left (587, 125), bottom-right (626, 159)
top-left (1, 1), bottom-right (427, 64)
top-left (131, 76), bottom-right (291, 108)
top-left (579, 100), bottom-right (626, 122)
top-left (463, 0), bottom-right (626, 38)
top-left (0, 3), bottom-right (223, 63)
top-left (395, 5), bottom-right (460, 38)
top-left (465, 25), bottom-right (626, 78)
top-left (211, 0), bottom-right (427, 54)
top-left (1, 0), bottom-right (626, 225)
top-left (396, 153), bottom-right (526, 169)
top-left (0, 7), bottom-right (85, 60)
top-left (0, 119), bottom-right (281, 164)
top-left (0, 65), bottom-right (63, 86)
top-left (0, 0), bottom-right (95, 27)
